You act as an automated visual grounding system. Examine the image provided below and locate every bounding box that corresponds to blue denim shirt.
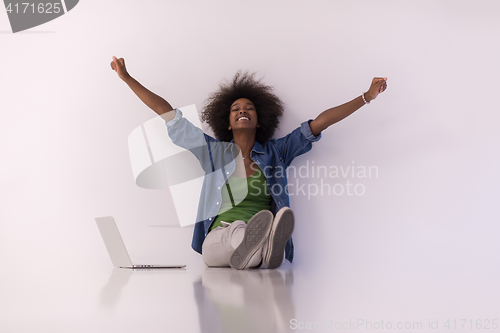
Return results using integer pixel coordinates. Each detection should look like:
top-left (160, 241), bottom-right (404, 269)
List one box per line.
top-left (165, 108), bottom-right (321, 263)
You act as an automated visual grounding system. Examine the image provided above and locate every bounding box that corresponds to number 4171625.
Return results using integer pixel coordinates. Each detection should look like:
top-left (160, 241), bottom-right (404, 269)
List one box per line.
top-left (6, 2), bottom-right (62, 14)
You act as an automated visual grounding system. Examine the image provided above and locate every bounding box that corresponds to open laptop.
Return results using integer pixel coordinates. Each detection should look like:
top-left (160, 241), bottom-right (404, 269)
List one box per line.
top-left (95, 216), bottom-right (186, 269)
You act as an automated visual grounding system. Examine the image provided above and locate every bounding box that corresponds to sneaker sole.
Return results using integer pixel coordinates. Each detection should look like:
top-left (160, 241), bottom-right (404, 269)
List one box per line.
top-left (229, 210), bottom-right (273, 270)
top-left (265, 208), bottom-right (295, 269)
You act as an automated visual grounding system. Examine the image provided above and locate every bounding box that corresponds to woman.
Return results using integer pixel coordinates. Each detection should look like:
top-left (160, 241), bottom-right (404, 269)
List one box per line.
top-left (111, 56), bottom-right (387, 269)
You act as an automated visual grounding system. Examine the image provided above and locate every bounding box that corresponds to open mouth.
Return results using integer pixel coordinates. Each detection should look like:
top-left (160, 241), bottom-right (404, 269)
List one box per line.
top-left (237, 116), bottom-right (250, 121)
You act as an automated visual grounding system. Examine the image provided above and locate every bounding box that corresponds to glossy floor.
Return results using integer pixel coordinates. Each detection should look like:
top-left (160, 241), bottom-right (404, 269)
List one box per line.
top-left (1, 255), bottom-right (498, 333)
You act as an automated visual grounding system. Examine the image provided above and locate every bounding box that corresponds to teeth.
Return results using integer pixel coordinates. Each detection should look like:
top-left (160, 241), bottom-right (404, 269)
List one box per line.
top-left (238, 117), bottom-right (249, 121)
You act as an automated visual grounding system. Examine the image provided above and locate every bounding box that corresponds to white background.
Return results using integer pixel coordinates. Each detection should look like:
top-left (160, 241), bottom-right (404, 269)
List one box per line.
top-left (1, 0), bottom-right (499, 332)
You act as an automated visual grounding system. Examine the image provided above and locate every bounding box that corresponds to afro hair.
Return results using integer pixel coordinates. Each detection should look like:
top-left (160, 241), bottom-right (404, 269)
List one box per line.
top-left (201, 70), bottom-right (284, 144)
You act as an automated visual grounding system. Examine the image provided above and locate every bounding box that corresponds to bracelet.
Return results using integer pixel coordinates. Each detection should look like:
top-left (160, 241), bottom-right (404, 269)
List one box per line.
top-left (361, 93), bottom-right (370, 104)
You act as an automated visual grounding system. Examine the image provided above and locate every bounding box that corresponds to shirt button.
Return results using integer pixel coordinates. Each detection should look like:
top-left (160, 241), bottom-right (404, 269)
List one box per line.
top-left (209, 218), bottom-right (212, 221)
top-left (226, 172), bottom-right (229, 175)
top-left (218, 187), bottom-right (221, 190)
top-left (217, 202), bottom-right (219, 205)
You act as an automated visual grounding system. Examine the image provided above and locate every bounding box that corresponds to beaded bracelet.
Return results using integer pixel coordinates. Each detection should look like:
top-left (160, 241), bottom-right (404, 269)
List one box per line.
top-left (362, 93), bottom-right (370, 104)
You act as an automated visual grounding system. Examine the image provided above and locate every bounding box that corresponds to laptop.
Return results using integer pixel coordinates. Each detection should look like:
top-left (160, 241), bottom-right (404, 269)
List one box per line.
top-left (95, 216), bottom-right (186, 269)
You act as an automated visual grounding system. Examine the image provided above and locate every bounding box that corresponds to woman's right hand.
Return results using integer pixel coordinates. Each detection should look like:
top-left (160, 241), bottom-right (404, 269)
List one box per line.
top-left (111, 56), bottom-right (130, 81)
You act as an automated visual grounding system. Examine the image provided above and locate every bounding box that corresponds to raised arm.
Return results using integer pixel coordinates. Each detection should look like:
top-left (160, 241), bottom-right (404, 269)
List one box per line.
top-left (308, 77), bottom-right (388, 136)
top-left (110, 56), bottom-right (175, 120)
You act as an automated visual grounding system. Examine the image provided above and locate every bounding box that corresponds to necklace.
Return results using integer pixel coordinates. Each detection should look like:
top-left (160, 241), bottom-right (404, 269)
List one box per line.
top-left (242, 152), bottom-right (251, 160)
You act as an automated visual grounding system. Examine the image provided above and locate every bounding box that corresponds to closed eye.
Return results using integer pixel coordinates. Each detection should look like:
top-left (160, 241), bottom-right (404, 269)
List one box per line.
top-left (233, 107), bottom-right (253, 111)
top-left (231, 106), bottom-right (255, 111)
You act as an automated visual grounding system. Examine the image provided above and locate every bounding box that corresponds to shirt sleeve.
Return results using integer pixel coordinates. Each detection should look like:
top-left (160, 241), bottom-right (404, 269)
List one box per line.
top-left (165, 108), bottom-right (216, 173)
top-left (273, 119), bottom-right (322, 167)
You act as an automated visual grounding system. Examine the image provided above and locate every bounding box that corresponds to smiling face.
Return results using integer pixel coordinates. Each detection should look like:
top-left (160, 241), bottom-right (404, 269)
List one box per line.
top-left (228, 98), bottom-right (259, 131)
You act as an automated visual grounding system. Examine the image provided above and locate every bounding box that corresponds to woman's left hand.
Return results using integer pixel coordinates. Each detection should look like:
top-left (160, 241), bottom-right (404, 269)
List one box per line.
top-left (365, 77), bottom-right (387, 102)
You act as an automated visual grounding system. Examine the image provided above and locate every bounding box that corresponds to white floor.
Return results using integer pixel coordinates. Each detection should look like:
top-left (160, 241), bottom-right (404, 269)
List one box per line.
top-left (1, 252), bottom-right (498, 333)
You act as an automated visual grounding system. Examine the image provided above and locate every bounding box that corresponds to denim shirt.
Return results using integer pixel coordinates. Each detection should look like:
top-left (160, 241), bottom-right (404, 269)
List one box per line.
top-left (165, 108), bottom-right (321, 263)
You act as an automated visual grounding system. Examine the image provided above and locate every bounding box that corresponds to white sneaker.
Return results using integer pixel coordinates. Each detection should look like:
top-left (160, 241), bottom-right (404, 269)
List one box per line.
top-left (229, 210), bottom-right (273, 270)
top-left (263, 207), bottom-right (295, 269)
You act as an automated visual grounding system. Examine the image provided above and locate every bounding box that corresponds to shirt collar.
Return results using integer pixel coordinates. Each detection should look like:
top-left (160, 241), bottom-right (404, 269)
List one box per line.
top-left (252, 140), bottom-right (264, 154)
top-left (224, 139), bottom-right (235, 153)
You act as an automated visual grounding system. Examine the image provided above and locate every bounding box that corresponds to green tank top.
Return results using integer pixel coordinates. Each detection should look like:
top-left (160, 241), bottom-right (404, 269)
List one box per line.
top-left (209, 167), bottom-right (271, 231)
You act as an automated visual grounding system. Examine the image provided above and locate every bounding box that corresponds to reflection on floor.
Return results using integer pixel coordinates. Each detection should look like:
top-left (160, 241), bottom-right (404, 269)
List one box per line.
top-left (195, 268), bottom-right (295, 333)
top-left (98, 266), bottom-right (295, 333)
top-left (4, 259), bottom-right (497, 332)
